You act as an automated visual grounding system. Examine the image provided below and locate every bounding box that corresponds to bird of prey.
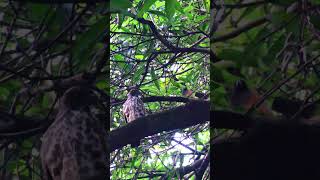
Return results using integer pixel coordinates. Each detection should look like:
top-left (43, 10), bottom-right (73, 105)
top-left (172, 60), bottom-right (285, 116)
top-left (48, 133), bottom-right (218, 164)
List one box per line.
top-left (122, 88), bottom-right (146, 123)
top-left (122, 88), bottom-right (146, 147)
top-left (40, 86), bottom-right (107, 180)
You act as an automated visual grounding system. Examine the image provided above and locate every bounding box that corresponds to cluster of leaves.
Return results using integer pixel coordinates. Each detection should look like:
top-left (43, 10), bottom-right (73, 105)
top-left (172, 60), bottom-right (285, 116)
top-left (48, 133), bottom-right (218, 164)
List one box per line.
top-left (211, 1), bottom-right (320, 179)
top-left (110, 0), bottom-right (210, 179)
top-left (213, 0), bottom-right (320, 111)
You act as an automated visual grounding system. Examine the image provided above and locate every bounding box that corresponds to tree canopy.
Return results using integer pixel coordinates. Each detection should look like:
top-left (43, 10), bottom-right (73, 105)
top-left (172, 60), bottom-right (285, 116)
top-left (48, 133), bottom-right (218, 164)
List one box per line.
top-left (110, 0), bottom-right (210, 179)
top-left (213, 0), bottom-right (320, 179)
top-left (0, 1), bottom-right (107, 179)
top-left (0, 0), bottom-right (210, 179)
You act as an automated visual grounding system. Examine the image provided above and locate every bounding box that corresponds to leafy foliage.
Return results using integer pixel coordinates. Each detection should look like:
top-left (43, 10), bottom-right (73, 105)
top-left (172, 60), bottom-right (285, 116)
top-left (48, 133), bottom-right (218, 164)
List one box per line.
top-left (212, 0), bottom-right (320, 110)
top-left (213, 1), bottom-right (320, 178)
top-left (110, 0), bottom-right (210, 179)
top-left (0, 2), bottom-right (107, 179)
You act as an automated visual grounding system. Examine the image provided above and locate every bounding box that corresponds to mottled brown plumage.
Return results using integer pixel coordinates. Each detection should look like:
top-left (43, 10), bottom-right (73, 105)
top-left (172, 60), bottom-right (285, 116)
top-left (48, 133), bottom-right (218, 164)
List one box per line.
top-left (122, 89), bottom-right (146, 123)
top-left (40, 86), bottom-right (107, 180)
top-left (122, 89), bottom-right (146, 147)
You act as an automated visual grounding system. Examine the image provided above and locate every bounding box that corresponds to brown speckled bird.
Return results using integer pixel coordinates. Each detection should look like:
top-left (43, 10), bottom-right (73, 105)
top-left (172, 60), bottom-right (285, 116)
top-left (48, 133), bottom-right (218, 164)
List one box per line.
top-left (40, 86), bottom-right (107, 180)
top-left (122, 89), bottom-right (146, 123)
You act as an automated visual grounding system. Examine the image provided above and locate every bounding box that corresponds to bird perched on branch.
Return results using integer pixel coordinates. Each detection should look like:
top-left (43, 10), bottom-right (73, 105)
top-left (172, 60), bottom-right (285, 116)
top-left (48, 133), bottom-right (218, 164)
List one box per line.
top-left (40, 86), bottom-right (107, 180)
top-left (122, 88), bottom-right (146, 147)
top-left (182, 88), bottom-right (209, 99)
top-left (230, 80), bottom-right (273, 116)
top-left (122, 88), bottom-right (146, 123)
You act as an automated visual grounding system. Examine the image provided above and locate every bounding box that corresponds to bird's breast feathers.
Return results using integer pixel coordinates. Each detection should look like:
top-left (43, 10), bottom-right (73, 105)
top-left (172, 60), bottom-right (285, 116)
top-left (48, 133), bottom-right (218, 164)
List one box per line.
top-left (123, 96), bottom-right (146, 122)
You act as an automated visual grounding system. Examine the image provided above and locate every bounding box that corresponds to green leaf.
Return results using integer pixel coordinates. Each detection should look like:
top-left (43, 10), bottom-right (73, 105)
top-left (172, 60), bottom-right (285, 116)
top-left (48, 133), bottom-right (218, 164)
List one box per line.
top-left (310, 0), bottom-right (320, 4)
top-left (132, 65), bottom-right (145, 83)
top-left (110, 0), bottom-right (132, 10)
top-left (286, 15), bottom-right (299, 36)
top-left (26, 3), bottom-right (51, 22)
top-left (137, 0), bottom-right (158, 18)
top-left (171, 79), bottom-right (182, 88)
top-left (144, 40), bottom-right (155, 60)
top-left (263, 34), bottom-right (285, 62)
top-left (269, 11), bottom-right (293, 27)
top-left (135, 54), bottom-right (144, 60)
top-left (310, 15), bottom-right (320, 29)
top-left (43, 9), bottom-right (64, 38)
top-left (237, 7), bottom-right (256, 22)
top-left (114, 54), bottom-right (124, 61)
top-left (22, 140), bottom-right (33, 149)
top-left (192, 71), bottom-right (200, 82)
top-left (165, 0), bottom-right (176, 22)
top-left (42, 94), bottom-right (51, 107)
top-left (218, 48), bottom-right (258, 66)
top-left (217, 49), bottom-right (243, 62)
top-left (72, 17), bottom-right (106, 70)
top-left (0, 87), bottom-right (10, 101)
top-left (212, 86), bottom-right (228, 107)
top-left (142, 86), bottom-right (161, 95)
top-left (174, 0), bottom-right (184, 14)
top-left (147, 10), bottom-right (167, 17)
top-left (203, 0), bottom-right (210, 11)
top-left (212, 60), bottom-right (235, 69)
top-left (150, 67), bottom-right (160, 91)
top-left (114, 54), bottom-right (131, 73)
top-left (96, 80), bottom-right (107, 90)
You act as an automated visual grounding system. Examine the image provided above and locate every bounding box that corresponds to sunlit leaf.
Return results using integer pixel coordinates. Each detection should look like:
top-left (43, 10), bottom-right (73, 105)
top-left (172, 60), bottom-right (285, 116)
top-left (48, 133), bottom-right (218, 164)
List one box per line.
top-left (150, 67), bottom-right (160, 91)
top-left (137, 0), bottom-right (158, 17)
top-left (110, 0), bottom-right (132, 10)
top-left (165, 0), bottom-right (176, 22)
top-left (72, 17), bottom-right (106, 70)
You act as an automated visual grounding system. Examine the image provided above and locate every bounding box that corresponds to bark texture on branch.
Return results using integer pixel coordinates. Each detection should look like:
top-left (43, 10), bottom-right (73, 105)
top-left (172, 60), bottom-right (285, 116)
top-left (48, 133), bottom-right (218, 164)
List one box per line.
top-left (109, 100), bottom-right (210, 151)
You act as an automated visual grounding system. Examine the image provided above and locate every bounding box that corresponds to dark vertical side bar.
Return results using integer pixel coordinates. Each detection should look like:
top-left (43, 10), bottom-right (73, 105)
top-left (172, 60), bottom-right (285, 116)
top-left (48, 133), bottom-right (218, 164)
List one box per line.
top-left (106, 1), bottom-right (111, 179)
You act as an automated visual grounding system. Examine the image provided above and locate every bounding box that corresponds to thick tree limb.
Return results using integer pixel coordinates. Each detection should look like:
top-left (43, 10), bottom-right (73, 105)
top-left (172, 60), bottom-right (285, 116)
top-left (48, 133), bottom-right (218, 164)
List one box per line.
top-left (213, 115), bottom-right (320, 180)
top-left (111, 96), bottom-right (191, 106)
top-left (108, 100), bottom-right (209, 151)
top-left (0, 111), bottom-right (44, 136)
top-left (0, 100), bottom-right (209, 153)
top-left (272, 97), bottom-right (318, 118)
top-left (213, 110), bottom-right (286, 130)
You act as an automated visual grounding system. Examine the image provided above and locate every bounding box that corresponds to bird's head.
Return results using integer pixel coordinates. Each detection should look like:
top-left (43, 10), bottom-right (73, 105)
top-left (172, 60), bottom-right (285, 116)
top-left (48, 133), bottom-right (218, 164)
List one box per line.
top-left (61, 86), bottom-right (98, 110)
top-left (127, 88), bottom-right (142, 98)
top-left (233, 80), bottom-right (249, 93)
top-left (230, 80), bottom-right (251, 106)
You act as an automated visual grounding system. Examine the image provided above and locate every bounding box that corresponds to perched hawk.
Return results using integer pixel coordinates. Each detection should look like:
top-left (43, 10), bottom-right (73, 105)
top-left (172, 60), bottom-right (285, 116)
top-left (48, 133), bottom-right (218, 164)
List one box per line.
top-left (40, 86), bottom-right (107, 180)
top-left (122, 89), bottom-right (146, 123)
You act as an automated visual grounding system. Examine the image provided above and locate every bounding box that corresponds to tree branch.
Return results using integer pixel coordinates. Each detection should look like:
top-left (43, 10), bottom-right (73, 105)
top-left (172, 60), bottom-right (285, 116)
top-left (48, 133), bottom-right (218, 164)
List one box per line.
top-left (111, 96), bottom-right (192, 106)
top-left (211, 16), bottom-right (268, 42)
top-left (161, 153), bottom-right (210, 179)
top-left (108, 100), bottom-right (209, 151)
top-left (137, 18), bottom-right (210, 54)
